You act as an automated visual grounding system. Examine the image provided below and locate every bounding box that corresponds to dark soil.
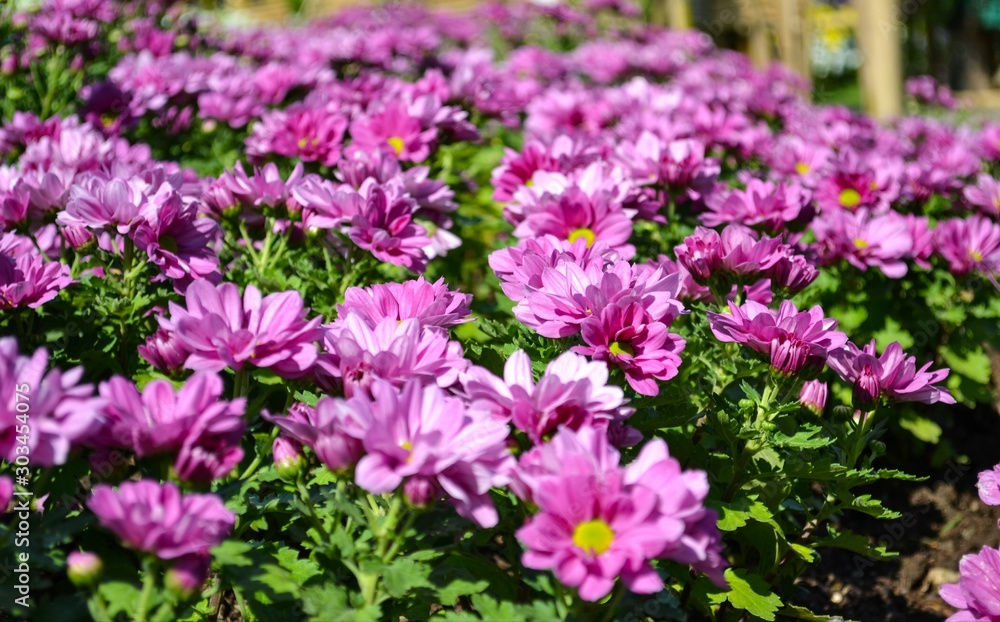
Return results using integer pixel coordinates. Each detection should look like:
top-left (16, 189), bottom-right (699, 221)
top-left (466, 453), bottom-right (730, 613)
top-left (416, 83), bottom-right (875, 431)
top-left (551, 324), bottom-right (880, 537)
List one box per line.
top-left (796, 406), bottom-right (1000, 621)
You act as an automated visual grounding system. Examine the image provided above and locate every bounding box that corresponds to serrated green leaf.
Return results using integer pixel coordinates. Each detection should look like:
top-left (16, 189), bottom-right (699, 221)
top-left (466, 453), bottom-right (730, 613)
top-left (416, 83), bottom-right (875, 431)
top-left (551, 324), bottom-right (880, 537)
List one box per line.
top-left (381, 557), bottom-right (433, 598)
top-left (899, 414), bottom-right (942, 444)
top-left (723, 568), bottom-right (783, 621)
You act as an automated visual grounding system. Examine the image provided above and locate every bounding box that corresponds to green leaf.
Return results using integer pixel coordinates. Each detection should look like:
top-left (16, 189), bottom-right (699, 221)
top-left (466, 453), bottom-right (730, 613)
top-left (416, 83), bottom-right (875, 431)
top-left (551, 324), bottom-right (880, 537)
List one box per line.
top-left (941, 342), bottom-right (992, 385)
top-left (781, 604), bottom-right (854, 621)
top-left (899, 414), bottom-right (942, 444)
top-left (275, 548), bottom-right (322, 585)
top-left (717, 501), bottom-right (750, 531)
top-left (301, 584), bottom-right (381, 622)
top-left (723, 568), bottom-right (783, 621)
top-left (381, 557), bottom-right (433, 598)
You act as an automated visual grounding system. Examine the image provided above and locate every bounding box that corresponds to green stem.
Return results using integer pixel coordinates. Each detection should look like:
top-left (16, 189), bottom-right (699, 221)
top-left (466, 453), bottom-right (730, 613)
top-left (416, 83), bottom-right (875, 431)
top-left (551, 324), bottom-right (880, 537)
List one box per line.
top-left (295, 477), bottom-right (330, 544)
top-left (847, 408), bottom-right (876, 467)
top-left (233, 367), bottom-right (249, 399)
top-left (136, 558), bottom-right (158, 622)
top-left (90, 591), bottom-right (114, 622)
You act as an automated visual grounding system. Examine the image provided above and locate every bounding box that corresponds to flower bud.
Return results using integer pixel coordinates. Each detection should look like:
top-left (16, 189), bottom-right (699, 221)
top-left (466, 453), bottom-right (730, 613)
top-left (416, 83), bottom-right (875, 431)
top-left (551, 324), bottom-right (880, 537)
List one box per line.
top-left (403, 476), bottom-right (437, 508)
top-left (273, 436), bottom-right (305, 480)
top-left (165, 555), bottom-right (210, 599)
top-left (799, 380), bottom-right (827, 415)
top-left (852, 369), bottom-right (881, 412)
top-left (67, 551), bottom-right (104, 588)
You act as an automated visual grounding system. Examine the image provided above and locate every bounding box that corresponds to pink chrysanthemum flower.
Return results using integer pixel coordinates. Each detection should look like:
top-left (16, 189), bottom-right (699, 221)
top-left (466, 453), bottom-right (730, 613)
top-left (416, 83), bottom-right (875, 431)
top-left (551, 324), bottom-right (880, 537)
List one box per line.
top-left (131, 199), bottom-right (221, 291)
top-left (0, 234), bottom-right (73, 309)
top-left (940, 546), bottom-right (1000, 622)
top-left (263, 400), bottom-right (368, 473)
top-left (617, 131), bottom-right (719, 198)
top-left (976, 463), bottom-right (1000, 507)
top-left (350, 101), bottom-right (437, 163)
top-left (316, 314), bottom-right (467, 397)
top-left (246, 102), bottom-right (349, 166)
top-left (461, 350), bottom-right (633, 444)
top-left (827, 340), bottom-right (955, 411)
top-left (337, 277), bottom-right (472, 330)
top-left (700, 178), bottom-right (812, 233)
top-left (514, 260), bottom-right (684, 339)
top-left (962, 174), bottom-right (1000, 217)
top-left (345, 181), bottom-right (430, 272)
top-left (575, 299), bottom-right (686, 396)
top-left (158, 281), bottom-right (322, 379)
top-left (88, 480), bottom-right (234, 560)
top-left (96, 372), bottom-right (246, 483)
top-left (707, 300), bottom-right (848, 377)
top-left (674, 225), bottom-right (786, 287)
top-left (515, 426), bottom-right (726, 601)
top-left (933, 216), bottom-right (1000, 276)
top-left (513, 187), bottom-right (635, 259)
top-left (0, 337), bottom-right (104, 466)
top-left (488, 235), bottom-right (619, 303)
top-left (812, 208), bottom-right (913, 278)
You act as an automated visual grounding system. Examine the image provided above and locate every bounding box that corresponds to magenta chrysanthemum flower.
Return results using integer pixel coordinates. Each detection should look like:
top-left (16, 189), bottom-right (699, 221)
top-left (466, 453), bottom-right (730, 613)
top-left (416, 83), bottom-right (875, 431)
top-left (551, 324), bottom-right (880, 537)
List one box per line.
top-left (488, 235), bottom-right (618, 303)
top-left (316, 314), bottom-right (468, 397)
top-left (674, 225), bottom-right (786, 287)
top-left (827, 340), bottom-right (955, 411)
top-left (963, 174), bottom-right (1000, 217)
top-left (96, 372), bottom-right (246, 482)
top-left (515, 426), bottom-right (726, 601)
top-left (338, 277), bottom-right (472, 330)
top-left (0, 235), bottom-right (73, 309)
top-left (707, 300), bottom-right (848, 377)
top-left (350, 101), bottom-right (437, 163)
top-left (940, 546), bottom-right (1000, 622)
top-left (246, 102), bottom-right (349, 166)
top-left (0, 337), bottom-right (104, 466)
top-left (158, 281), bottom-right (322, 378)
top-left (618, 132), bottom-right (719, 198)
top-left (59, 173), bottom-right (177, 236)
top-left (976, 463), bottom-right (1000, 507)
top-left (131, 199), bottom-right (221, 291)
top-left (812, 208), bottom-right (913, 278)
top-left (575, 299), bottom-right (686, 396)
top-left (345, 182), bottom-right (430, 272)
top-left (263, 400), bottom-right (368, 473)
top-left (933, 216), bottom-right (1000, 276)
top-left (462, 350), bottom-right (633, 443)
top-left (137, 327), bottom-right (191, 374)
top-left (700, 178), bottom-right (811, 232)
top-left (513, 187), bottom-right (635, 259)
top-left (88, 480), bottom-right (234, 559)
top-left (349, 379), bottom-right (513, 527)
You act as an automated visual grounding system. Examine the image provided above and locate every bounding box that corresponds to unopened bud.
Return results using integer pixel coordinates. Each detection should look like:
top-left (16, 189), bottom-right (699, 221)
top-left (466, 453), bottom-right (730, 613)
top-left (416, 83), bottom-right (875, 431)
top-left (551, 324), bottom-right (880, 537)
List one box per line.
top-left (273, 436), bottom-right (305, 480)
top-left (67, 551), bottom-right (103, 588)
top-left (165, 555), bottom-right (209, 599)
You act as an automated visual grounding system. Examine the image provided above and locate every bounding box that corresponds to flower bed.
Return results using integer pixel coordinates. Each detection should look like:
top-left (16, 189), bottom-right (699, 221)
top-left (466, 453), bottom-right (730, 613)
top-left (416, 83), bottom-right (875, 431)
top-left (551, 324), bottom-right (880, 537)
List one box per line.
top-left (1, 1), bottom-right (998, 620)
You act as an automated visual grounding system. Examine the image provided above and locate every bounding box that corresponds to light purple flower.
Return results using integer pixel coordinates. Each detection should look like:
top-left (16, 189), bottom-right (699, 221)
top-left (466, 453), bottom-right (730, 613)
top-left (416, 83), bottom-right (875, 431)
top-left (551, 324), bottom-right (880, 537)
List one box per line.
top-left (353, 379), bottom-right (514, 527)
top-left (812, 208), bottom-right (913, 278)
top-left (976, 463), bottom-right (1000, 507)
top-left (674, 225), bottom-right (786, 287)
top-left (707, 300), bottom-right (848, 377)
top-left (461, 350), bottom-right (632, 443)
top-left (0, 337), bottom-right (104, 466)
top-left (0, 234), bottom-right (73, 309)
top-left (158, 281), bottom-right (322, 379)
top-left (934, 216), bottom-right (1000, 276)
top-left (263, 400), bottom-right (368, 473)
top-left (96, 372), bottom-right (246, 482)
top-left (316, 314), bottom-right (467, 396)
top-left (350, 101), bottom-right (437, 163)
top-left (940, 546), bottom-right (1000, 622)
top-left (700, 178), bottom-right (811, 233)
top-left (338, 277), bottom-right (472, 330)
top-left (88, 480), bottom-right (234, 560)
top-left (828, 340), bottom-right (955, 410)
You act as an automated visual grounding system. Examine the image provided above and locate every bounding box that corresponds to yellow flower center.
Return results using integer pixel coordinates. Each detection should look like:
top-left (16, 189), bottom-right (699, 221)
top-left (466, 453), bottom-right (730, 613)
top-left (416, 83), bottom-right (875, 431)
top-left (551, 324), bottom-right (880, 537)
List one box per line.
top-left (853, 238), bottom-right (869, 250)
top-left (969, 249), bottom-right (984, 262)
top-left (525, 178), bottom-right (534, 187)
top-left (794, 162), bottom-right (811, 175)
top-left (387, 136), bottom-right (405, 156)
top-left (839, 188), bottom-right (862, 208)
top-left (400, 440), bottom-right (413, 464)
top-left (572, 519), bottom-right (614, 555)
top-left (609, 341), bottom-right (634, 357)
top-left (101, 112), bottom-right (116, 128)
top-left (567, 227), bottom-right (597, 248)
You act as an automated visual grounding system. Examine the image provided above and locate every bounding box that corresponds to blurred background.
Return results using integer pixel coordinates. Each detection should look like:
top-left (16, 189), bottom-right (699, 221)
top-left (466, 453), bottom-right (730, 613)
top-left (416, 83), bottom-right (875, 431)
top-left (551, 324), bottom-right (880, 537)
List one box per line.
top-left (214, 0), bottom-right (1000, 117)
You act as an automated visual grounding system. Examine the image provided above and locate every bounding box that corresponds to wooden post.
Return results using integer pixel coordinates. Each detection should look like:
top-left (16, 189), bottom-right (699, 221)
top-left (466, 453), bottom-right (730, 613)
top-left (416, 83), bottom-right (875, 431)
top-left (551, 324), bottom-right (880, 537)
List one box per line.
top-left (853, 0), bottom-right (903, 119)
top-left (665, 0), bottom-right (691, 29)
top-left (747, 20), bottom-right (772, 69)
top-left (776, 0), bottom-right (809, 78)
